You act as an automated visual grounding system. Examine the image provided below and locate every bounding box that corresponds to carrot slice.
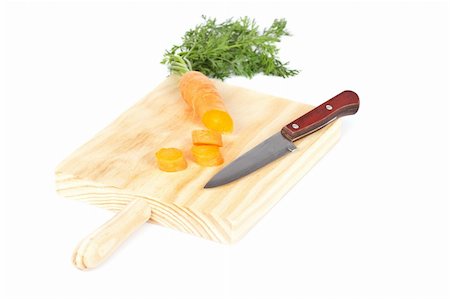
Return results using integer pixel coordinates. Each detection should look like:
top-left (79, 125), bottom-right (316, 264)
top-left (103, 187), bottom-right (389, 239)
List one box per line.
top-left (155, 148), bottom-right (187, 172)
top-left (202, 110), bottom-right (233, 134)
top-left (191, 145), bottom-right (224, 167)
top-left (192, 129), bottom-right (223, 147)
top-left (179, 71), bottom-right (234, 133)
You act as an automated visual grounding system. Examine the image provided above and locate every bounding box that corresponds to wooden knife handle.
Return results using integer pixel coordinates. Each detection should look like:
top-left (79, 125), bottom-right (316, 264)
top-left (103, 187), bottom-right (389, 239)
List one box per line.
top-left (72, 198), bottom-right (152, 270)
top-left (281, 90), bottom-right (360, 142)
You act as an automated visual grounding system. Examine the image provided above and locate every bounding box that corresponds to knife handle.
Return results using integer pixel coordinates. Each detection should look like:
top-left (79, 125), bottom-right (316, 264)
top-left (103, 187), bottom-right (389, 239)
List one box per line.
top-left (281, 90), bottom-right (359, 142)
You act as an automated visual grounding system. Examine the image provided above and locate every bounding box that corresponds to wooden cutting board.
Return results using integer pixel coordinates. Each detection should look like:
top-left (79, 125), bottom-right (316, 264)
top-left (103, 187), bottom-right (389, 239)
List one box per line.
top-left (56, 76), bottom-right (341, 244)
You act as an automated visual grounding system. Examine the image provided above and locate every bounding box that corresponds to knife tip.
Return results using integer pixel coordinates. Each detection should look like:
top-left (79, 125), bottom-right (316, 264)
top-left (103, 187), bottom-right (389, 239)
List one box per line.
top-left (203, 182), bottom-right (214, 189)
top-left (204, 179), bottom-right (222, 189)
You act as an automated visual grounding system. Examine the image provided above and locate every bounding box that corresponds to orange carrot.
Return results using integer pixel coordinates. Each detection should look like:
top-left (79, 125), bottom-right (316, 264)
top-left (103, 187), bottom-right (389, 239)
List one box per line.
top-left (155, 148), bottom-right (187, 172)
top-left (179, 71), bottom-right (233, 133)
top-left (191, 145), bottom-right (224, 167)
top-left (192, 129), bottom-right (223, 147)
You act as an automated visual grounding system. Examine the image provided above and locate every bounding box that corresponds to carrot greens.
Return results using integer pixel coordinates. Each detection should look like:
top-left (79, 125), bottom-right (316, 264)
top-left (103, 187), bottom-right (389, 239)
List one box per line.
top-left (161, 16), bottom-right (299, 80)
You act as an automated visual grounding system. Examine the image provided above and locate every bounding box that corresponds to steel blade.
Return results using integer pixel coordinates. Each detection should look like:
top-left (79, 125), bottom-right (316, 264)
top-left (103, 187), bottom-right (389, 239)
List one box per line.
top-left (204, 132), bottom-right (296, 188)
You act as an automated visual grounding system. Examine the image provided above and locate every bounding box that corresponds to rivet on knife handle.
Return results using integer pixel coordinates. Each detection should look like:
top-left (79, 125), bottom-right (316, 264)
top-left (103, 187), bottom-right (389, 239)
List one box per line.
top-left (281, 90), bottom-right (360, 142)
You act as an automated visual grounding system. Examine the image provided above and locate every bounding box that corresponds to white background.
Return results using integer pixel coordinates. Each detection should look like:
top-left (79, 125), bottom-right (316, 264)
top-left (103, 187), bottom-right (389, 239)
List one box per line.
top-left (1, 1), bottom-right (449, 299)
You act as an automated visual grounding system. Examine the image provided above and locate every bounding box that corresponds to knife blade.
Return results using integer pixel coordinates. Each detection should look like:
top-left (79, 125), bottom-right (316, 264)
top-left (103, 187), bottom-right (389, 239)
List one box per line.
top-left (204, 90), bottom-right (360, 188)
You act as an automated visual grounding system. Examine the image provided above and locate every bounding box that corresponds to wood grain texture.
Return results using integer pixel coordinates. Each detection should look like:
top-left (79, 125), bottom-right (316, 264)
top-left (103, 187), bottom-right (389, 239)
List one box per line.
top-left (55, 76), bottom-right (341, 243)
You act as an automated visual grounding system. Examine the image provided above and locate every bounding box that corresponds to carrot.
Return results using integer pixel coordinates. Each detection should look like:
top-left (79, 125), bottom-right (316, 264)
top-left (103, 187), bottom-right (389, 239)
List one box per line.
top-left (179, 71), bottom-right (233, 133)
top-left (192, 129), bottom-right (223, 147)
top-left (155, 148), bottom-right (187, 172)
top-left (191, 145), bottom-right (224, 167)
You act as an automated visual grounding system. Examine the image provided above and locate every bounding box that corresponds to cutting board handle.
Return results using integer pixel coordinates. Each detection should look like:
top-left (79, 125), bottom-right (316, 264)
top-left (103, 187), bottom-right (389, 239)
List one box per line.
top-left (72, 198), bottom-right (152, 270)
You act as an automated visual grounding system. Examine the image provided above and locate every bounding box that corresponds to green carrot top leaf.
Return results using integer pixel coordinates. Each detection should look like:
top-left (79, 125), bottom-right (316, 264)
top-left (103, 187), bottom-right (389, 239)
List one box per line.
top-left (161, 16), bottom-right (299, 80)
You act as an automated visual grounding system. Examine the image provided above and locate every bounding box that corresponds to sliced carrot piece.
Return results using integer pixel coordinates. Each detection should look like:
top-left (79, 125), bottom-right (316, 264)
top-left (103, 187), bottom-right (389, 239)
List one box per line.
top-left (192, 129), bottom-right (223, 147)
top-left (202, 110), bottom-right (233, 133)
top-left (155, 148), bottom-right (187, 172)
top-left (191, 145), bottom-right (224, 167)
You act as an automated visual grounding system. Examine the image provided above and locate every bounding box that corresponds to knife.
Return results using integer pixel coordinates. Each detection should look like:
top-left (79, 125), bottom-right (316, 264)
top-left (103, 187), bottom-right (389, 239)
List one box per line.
top-left (204, 90), bottom-right (360, 188)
